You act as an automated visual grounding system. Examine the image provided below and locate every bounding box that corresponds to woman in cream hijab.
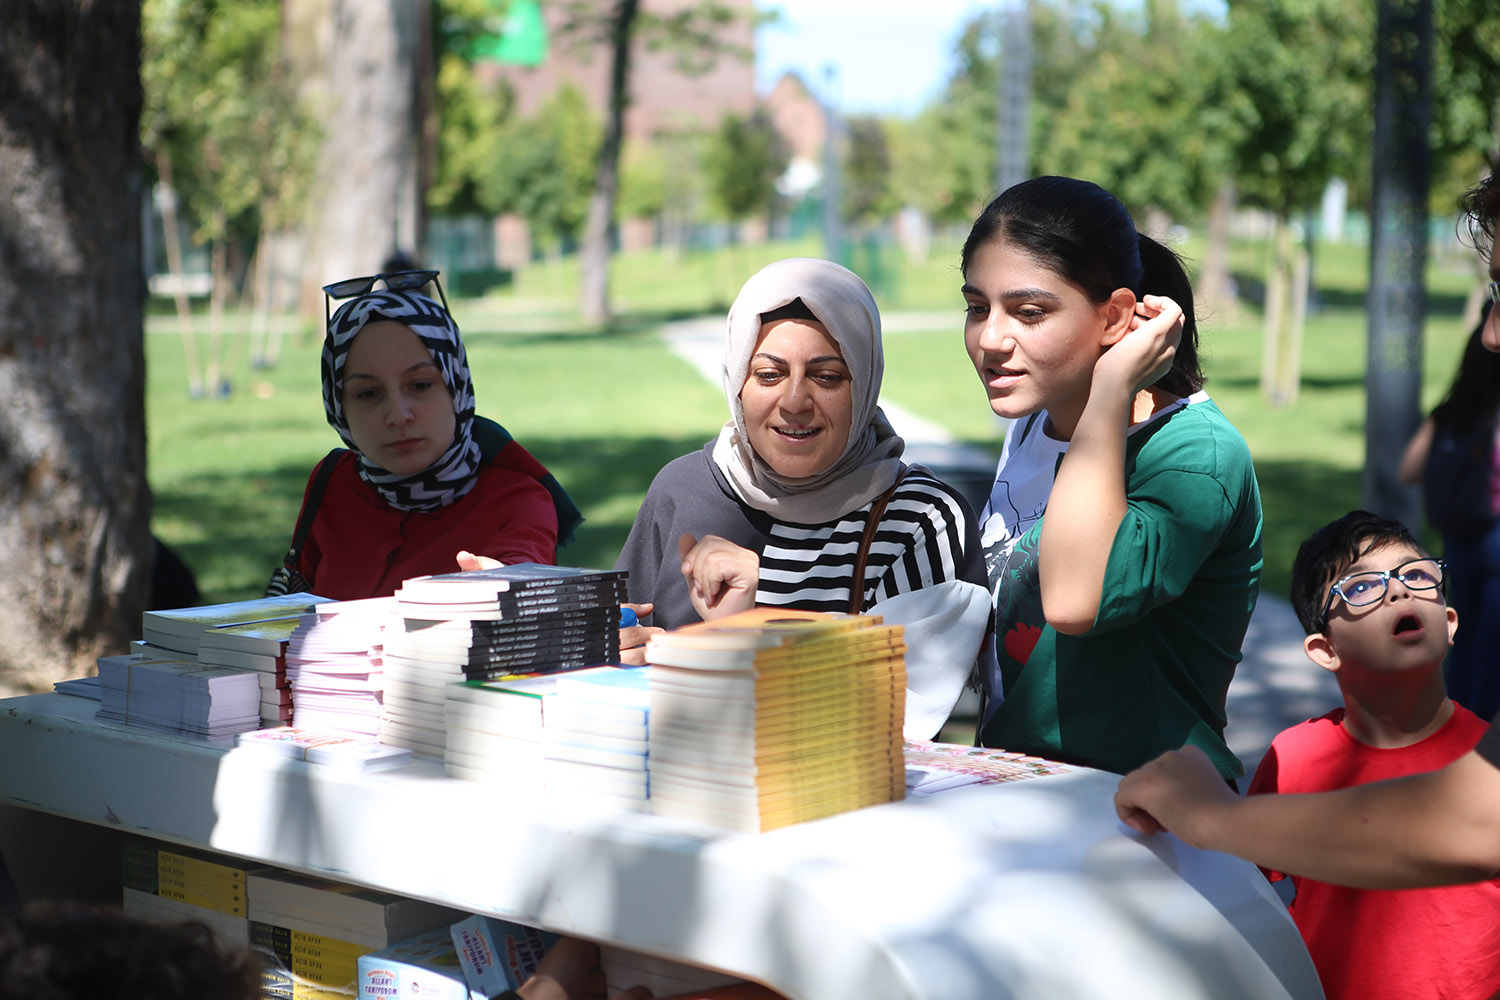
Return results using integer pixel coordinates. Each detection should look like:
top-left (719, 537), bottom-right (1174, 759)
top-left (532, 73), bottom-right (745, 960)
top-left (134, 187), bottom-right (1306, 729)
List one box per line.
top-left (615, 258), bottom-right (990, 738)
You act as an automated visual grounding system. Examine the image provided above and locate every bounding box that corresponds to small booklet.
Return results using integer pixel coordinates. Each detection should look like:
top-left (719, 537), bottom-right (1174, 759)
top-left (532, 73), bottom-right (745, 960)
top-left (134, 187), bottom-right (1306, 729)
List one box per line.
top-left (235, 727), bottom-right (412, 771)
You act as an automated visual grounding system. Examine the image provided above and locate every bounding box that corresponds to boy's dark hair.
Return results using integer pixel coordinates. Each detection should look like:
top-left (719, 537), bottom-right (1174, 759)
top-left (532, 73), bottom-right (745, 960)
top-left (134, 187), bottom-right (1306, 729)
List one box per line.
top-left (1290, 510), bottom-right (1428, 635)
top-left (1458, 171), bottom-right (1499, 249)
top-left (0, 901), bottom-right (261, 1000)
top-left (1430, 302), bottom-right (1500, 431)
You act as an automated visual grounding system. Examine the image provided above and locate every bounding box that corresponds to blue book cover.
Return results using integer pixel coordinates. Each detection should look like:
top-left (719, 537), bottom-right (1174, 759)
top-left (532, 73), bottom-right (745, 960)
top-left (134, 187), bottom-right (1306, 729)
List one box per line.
top-left (449, 914), bottom-right (559, 997)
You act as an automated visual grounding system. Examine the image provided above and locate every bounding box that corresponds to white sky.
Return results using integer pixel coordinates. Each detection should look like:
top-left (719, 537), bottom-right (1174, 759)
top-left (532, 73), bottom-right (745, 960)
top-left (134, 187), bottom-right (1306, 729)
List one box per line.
top-left (754, 1), bottom-right (995, 115)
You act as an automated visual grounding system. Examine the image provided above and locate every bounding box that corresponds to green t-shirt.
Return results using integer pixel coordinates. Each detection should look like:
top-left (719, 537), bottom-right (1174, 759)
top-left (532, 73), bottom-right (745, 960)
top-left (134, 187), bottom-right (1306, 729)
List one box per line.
top-left (979, 397), bottom-right (1263, 779)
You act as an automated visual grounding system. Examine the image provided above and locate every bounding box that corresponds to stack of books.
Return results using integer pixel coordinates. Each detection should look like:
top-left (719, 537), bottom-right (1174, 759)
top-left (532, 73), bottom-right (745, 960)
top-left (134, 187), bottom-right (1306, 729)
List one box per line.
top-left (645, 607), bottom-right (907, 833)
top-left (141, 594), bottom-right (333, 658)
top-left (139, 593), bottom-right (331, 730)
top-left (285, 596), bottom-right (396, 737)
top-left (96, 647), bottom-right (262, 738)
top-left (121, 840), bottom-right (252, 948)
top-left (249, 868), bottom-right (466, 1000)
top-left (442, 673), bottom-right (559, 791)
top-left (542, 666), bottom-right (652, 812)
top-left (197, 617), bottom-right (301, 728)
top-left (380, 564), bottom-right (626, 760)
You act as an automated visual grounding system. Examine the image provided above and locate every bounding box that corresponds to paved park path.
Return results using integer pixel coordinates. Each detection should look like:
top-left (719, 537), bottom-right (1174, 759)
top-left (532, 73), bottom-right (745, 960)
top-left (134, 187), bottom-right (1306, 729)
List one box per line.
top-left (660, 314), bottom-right (1342, 777)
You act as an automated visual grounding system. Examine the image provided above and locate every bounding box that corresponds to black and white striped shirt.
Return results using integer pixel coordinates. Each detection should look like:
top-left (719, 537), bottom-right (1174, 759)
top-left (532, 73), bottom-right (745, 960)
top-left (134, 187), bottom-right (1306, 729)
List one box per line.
top-left (757, 471), bottom-right (973, 613)
top-left (616, 444), bottom-right (985, 630)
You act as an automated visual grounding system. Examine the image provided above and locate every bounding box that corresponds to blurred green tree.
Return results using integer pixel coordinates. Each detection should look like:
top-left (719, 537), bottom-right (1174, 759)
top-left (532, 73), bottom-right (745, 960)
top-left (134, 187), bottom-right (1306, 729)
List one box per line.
top-left (483, 84), bottom-right (600, 259)
top-left (142, 0), bottom-right (319, 388)
top-left (702, 110), bottom-right (787, 237)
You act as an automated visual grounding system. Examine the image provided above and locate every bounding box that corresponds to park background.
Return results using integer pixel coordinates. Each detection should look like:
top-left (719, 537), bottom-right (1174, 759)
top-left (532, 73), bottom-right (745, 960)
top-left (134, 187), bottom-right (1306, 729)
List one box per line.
top-left (3, 0), bottom-right (1498, 693)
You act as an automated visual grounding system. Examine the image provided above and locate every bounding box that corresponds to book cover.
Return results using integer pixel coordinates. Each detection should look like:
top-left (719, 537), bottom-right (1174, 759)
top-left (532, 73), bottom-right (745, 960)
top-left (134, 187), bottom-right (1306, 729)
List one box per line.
top-left (645, 607), bottom-right (871, 656)
top-left (248, 869), bottom-right (466, 938)
top-left (397, 563), bottom-right (626, 604)
top-left (144, 594), bottom-right (334, 639)
top-left (52, 675), bottom-right (102, 700)
top-left (358, 926), bottom-right (480, 1000)
top-left (448, 914), bottom-right (557, 997)
top-left (304, 739), bottom-right (412, 772)
top-left (235, 727), bottom-right (367, 759)
top-left (198, 617), bottom-right (305, 657)
top-left (902, 740), bottom-right (1072, 797)
top-left (554, 665), bottom-right (652, 707)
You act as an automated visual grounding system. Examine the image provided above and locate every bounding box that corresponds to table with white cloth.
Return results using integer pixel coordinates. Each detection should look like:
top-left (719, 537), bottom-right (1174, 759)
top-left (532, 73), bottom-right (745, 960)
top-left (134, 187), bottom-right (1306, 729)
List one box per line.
top-left (0, 693), bottom-right (1322, 999)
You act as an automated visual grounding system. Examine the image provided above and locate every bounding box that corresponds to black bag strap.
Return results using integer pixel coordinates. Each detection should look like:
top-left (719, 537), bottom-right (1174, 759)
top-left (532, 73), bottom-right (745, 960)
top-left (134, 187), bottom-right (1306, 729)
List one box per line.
top-left (849, 468), bottom-right (907, 615)
top-left (283, 448), bottom-right (345, 570)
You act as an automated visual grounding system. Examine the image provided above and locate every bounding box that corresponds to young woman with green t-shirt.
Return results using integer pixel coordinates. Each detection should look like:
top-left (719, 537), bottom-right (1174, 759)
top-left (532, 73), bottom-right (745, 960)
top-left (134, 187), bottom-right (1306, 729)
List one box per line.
top-left (960, 176), bottom-right (1264, 780)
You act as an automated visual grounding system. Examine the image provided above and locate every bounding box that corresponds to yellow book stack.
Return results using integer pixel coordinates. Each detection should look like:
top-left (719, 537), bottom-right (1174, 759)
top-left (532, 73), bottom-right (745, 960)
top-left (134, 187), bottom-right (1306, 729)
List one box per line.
top-left (645, 607), bottom-right (907, 833)
top-left (121, 839), bottom-right (252, 948)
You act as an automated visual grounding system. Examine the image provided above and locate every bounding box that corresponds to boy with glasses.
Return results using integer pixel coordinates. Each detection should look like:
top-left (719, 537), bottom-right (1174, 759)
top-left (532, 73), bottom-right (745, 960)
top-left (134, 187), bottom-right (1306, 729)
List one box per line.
top-left (1243, 511), bottom-right (1499, 999)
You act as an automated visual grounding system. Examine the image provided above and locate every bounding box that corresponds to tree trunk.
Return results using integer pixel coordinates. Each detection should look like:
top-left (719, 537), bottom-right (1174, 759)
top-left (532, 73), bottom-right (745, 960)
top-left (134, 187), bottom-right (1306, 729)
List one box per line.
top-left (155, 149), bottom-right (204, 398)
top-left (1197, 180), bottom-right (1237, 322)
top-left (285, 0), bottom-right (423, 322)
top-left (1364, 0), bottom-right (1432, 529)
top-left (579, 0), bottom-right (640, 329)
top-left (1260, 215), bottom-right (1291, 404)
top-left (0, 2), bottom-right (151, 695)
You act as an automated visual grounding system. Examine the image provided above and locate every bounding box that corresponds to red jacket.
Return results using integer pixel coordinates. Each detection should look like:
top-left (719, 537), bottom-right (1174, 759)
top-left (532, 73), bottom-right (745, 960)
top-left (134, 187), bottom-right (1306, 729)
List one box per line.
top-left (294, 451), bottom-right (558, 600)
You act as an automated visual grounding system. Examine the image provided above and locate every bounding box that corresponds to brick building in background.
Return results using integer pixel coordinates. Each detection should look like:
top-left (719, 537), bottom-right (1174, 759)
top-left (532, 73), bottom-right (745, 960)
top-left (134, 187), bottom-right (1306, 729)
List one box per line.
top-left (476, 0), bottom-right (806, 265)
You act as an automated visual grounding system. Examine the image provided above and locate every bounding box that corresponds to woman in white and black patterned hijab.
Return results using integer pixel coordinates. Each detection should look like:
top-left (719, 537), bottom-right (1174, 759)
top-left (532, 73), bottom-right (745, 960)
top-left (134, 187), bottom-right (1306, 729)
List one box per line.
top-left (322, 288), bottom-right (483, 511)
top-left (266, 273), bottom-right (575, 601)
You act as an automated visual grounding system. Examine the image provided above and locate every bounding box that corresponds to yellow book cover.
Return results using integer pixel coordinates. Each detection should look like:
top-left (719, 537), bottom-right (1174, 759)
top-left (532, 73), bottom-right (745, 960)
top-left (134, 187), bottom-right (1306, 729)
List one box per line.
top-left (653, 713), bottom-right (899, 755)
top-left (648, 653), bottom-right (904, 705)
top-left (150, 846), bottom-right (249, 882)
top-left (647, 607), bottom-right (878, 655)
top-left (151, 884), bottom-right (246, 917)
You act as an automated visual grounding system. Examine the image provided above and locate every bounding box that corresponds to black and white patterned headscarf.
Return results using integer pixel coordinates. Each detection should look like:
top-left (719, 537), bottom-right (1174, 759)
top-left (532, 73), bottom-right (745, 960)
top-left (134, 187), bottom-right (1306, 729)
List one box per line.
top-left (322, 290), bottom-right (482, 512)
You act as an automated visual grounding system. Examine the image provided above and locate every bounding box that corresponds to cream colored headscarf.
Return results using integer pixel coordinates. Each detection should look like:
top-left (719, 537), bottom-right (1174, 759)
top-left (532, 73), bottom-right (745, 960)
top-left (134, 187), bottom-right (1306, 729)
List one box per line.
top-left (712, 257), bottom-right (905, 525)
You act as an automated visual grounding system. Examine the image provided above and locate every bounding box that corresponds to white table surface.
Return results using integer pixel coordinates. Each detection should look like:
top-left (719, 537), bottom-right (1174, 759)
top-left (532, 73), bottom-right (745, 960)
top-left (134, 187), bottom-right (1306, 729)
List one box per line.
top-left (0, 693), bottom-right (1322, 1000)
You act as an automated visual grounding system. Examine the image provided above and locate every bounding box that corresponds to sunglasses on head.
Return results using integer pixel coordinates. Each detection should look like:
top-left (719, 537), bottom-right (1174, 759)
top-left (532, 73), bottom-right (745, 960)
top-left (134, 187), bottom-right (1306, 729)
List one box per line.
top-left (322, 269), bottom-right (448, 326)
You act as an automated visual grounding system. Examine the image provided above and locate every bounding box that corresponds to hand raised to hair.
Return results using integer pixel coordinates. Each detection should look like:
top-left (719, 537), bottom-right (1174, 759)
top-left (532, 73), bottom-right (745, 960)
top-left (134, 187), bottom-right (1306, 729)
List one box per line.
top-left (678, 533), bottom-right (759, 622)
top-left (1095, 293), bottom-right (1183, 396)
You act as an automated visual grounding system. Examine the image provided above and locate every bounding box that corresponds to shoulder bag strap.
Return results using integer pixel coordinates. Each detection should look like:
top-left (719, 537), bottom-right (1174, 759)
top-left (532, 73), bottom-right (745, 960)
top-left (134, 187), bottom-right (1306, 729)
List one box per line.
top-left (283, 448), bottom-right (345, 569)
top-left (849, 468), bottom-right (907, 615)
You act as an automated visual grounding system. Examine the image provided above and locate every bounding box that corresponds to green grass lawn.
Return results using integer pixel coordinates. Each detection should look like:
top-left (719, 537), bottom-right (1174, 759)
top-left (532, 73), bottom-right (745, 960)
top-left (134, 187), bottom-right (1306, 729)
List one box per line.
top-left (148, 234), bottom-right (1484, 605)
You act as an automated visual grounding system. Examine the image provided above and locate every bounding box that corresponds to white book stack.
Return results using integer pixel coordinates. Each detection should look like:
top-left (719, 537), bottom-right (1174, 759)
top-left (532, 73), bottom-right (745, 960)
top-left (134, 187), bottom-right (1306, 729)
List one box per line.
top-left (196, 617), bottom-right (301, 727)
top-left (285, 596), bottom-right (397, 737)
top-left (382, 619), bottom-right (475, 761)
top-left (96, 649), bottom-right (262, 738)
top-left (442, 673), bottom-right (558, 796)
top-left (542, 666), bottom-right (652, 813)
top-left (248, 868), bottom-right (467, 954)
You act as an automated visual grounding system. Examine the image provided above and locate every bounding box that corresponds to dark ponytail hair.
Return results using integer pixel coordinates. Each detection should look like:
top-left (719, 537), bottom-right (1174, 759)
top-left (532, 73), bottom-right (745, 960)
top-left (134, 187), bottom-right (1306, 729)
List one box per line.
top-left (1431, 302), bottom-right (1500, 431)
top-left (961, 175), bottom-right (1204, 396)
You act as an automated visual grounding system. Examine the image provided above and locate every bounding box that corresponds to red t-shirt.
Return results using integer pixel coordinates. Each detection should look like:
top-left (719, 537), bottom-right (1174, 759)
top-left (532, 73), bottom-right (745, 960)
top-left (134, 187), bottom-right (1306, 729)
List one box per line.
top-left (294, 452), bottom-right (558, 600)
top-left (1248, 705), bottom-right (1500, 1000)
